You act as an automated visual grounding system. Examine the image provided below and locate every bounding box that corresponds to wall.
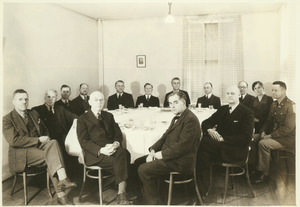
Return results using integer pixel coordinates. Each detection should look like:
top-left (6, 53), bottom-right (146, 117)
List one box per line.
top-left (2, 3), bottom-right (98, 180)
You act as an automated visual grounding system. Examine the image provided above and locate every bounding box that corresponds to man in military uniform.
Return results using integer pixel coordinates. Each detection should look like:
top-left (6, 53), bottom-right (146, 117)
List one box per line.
top-left (252, 81), bottom-right (295, 183)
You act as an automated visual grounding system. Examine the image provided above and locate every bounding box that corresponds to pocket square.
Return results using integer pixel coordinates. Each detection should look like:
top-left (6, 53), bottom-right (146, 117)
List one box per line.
top-left (234, 120), bottom-right (239, 123)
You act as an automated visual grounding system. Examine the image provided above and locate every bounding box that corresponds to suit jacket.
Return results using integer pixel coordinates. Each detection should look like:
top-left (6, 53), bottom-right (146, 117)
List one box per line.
top-left (252, 94), bottom-right (273, 133)
top-left (107, 92), bottom-right (134, 110)
top-left (163, 90), bottom-right (191, 107)
top-left (55, 99), bottom-right (72, 112)
top-left (261, 97), bottom-right (295, 152)
top-left (196, 94), bottom-right (221, 109)
top-left (150, 109), bottom-right (201, 174)
top-left (202, 104), bottom-right (254, 164)
top-left (135, 95), bottom-right (160, 108)
top-left (239, 93), bottom-right (255, 110)
top-left (70, 95), bottom-right (90, 116)
top-left (32, 104), bottom-right (77, 144)
top-left (77, 110), bottom-right (123, 166)
top-left (2, 109), bottom-right (49, 173)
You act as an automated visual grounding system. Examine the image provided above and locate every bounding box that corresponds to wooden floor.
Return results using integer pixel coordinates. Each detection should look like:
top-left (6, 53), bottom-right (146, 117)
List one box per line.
top-left (2, 158), bottom-right (295, 206)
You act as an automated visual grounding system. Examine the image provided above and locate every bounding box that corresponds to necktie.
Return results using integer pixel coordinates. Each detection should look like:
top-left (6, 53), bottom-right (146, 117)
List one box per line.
top-left (23, 111), bottom-right (29, 125)
top-left (206, 95), bottom-right (208, 99)
top-left (118, 94), bottom-right (122, 104)
top-left (65, 100), bottom-right (69, 107)
top-left (84, 96), bottom-right (88, 102)
top-left (170, 116), bottom-right (180, 127)
top-left (50, 106), bottom-right (55, 114)
top-left (229, 106), bottom-right (232, 113)
top-left (97, 113), bottom-right (107, 134)
top-left (147, 96), bottom-right (150, 101)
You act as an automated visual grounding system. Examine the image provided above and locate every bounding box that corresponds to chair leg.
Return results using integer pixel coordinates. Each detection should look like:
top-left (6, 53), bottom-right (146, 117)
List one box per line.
top-left (230, 168), bottom-right (234, 190)
top-left (98, 168), bottom-right (103, 205)
top-left (46, 171), bottom-right (52, 198)
top-left (245, 164), bottom-right (255, 198)
top-left (222, 167), bottom-right (229, 204)
top-left (167, 174), bottom-right (173, 205)
top-left (274, 150), bottom-right (280, 179)
top-left (23, 172), bottom-right (28, 205)
top-left (79, 166), bottom-right (87, 200)
top-left (193, 170), bottom-right (203, 205)
top-left (206, 165), bottom-right (213, 196)
top-left (11, 174), bottom-right (17, 196)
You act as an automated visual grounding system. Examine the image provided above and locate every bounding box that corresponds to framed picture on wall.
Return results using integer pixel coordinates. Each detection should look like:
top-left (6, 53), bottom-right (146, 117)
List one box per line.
top-left (136, 55), bottom-right (146, 68)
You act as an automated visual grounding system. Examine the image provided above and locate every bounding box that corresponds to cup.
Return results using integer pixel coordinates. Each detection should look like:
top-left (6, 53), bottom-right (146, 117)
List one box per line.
top-left (139, 103), bottom-right (143, 108)
top-left (197, 103), bottom-right (201, 108)
top-left (119, 104), bottom-right (122, 110)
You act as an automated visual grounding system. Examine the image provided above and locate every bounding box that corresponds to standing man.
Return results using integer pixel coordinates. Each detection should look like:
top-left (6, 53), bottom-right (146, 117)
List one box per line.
top-left (252, 81), bottom-right (295, 183)
top-left (238, 81), bottom-right (255, 110)
top-left (55, 84), bottom-right (73, 111)
top-left (135, 91), bottom-right (201, 204)
top-left (135, 83), bottom-right (160, 108)
top-left (3, 89), bottom-right (77, 205)
top-left (197, 85), bottom-right (254, 195)
top-left (71, 83), bottom-right (90, 116)
top-left (163, 77), bottom-right (190, 107)
top-left (107, 80), bottom-right (134, 110)
top-left (77, 91), bottom-right (131, 204)
top-left (196, 82), bottom-right (221, 109)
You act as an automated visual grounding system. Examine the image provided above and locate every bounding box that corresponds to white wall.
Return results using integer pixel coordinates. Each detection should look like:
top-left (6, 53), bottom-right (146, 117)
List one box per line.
top-left (2, 3), bottom-right (98, 180)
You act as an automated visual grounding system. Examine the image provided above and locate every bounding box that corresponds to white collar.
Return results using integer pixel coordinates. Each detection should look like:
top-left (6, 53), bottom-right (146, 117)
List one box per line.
top-left (229, 103), bottom-right (239, 113)
top-left (80, 94), bottom-right (87, 100)
top-left (205, 93), bottom-right (212, 99)
top-left (91, 109), bottom-right (101, 118)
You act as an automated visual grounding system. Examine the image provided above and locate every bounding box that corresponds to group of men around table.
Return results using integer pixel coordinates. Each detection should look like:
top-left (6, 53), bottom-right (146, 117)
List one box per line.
top-left (2, 77), bottom-right (295, 205)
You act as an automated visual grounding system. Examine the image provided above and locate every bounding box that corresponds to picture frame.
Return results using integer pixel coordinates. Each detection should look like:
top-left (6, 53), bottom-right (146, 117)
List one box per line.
top-left (136, 55), bottom-right (146, 68)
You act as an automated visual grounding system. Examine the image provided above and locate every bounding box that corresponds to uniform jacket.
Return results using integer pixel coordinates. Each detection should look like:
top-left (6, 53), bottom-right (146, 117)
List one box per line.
top-left (135, 95), bottom-right (160, 108)
top-left (202, 104), bottom-right (254, 164)
top-left (150, 109), bottom-right (201, 174)
top-left (107, 92), bottom-right (134, 110)
top-left (71, 95), bottom-right (90, 116)
top-left (77, 110), bottom-right (123, 166)
top-left (261, 97), bottom-right (296, 152)
top-left (239, 93), bottom-right (255, 110)
top-left (163, 90), bottom-right (191, 108)
top-left (2, 109), bottom-right (49, 173)
top-left (252, 94), bottom-right (273, 133)
top-left (196, 94), bottom-right (221, 109)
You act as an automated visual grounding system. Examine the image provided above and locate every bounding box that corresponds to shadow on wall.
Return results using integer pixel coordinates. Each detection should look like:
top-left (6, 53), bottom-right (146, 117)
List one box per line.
top-left (130, 81), bottom-right (142, 103)
top-left (264, 82), bottom-right (273, 97)
top-left (100, 85), bottom-right (110, 108)
top-left (158, 84), bottom-right (167, 106)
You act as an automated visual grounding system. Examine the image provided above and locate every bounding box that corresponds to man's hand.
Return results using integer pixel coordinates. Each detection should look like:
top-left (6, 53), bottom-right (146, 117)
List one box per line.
top-left (262, 134), bottom-right (272, 139)
top-left (39, 136), bottom-right (50, 143)
top-left (207, 129), bottom-right (223, 141)
top-left (112, 141), bottom-right (120, 149)
top-left (154, 151), bottom-right (163, 160)
top-left (99, 144), bottom-right (116, 156)
top-left (254, 118), bottom-right (259, 122)
top-left (146, 154), bottom-right (154, 163)
top-left (261, 131), bottom-right (266, 138)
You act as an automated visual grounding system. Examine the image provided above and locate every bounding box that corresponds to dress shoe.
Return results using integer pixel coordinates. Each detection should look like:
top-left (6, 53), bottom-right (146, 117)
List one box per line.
top-left (116, 193), bottom-right (131, 205)
top-left (57, 196), bottom-right (74, 205)
top-left (58, 178), bottom-right (77, 190)
top-left (253, 173), bottom-right (269, 184)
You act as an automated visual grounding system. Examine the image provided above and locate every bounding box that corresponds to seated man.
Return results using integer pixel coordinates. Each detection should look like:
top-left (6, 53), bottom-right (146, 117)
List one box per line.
top-left (196, 82), bottom-right (221, 109)
top-left (238, 81), bottom-right (255, 110)
top-left (2, 89), bottom-right (77, 205)
top-left (55, 84), bottom-right (73, 112)
top-left (197, 85), bottom-right (254, 195)
top-left (135, 83), bottom-right (159, 108)
top-left (77, 91), bottom-right (131, 204)
top-left (135, 91), bottom-right (201, 204)
top-left (163, 77), bottom-right (190, 107)
top-left (252, 81), bottom-right (295, 183)
top-left (71, 83), bottom-right (90, 116)
top-left (107, 80), bottom-right (134, 110)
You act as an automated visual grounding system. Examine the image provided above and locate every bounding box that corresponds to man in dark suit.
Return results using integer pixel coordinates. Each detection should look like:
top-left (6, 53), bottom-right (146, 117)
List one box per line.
top-left (252, 81), bottom-right (295, 183)
top-left (197, 85), bottom-right (254, 195)
top-left (32, 89), bottom-right (78, 177)
top-left (163, 77), bottom-right (190, 107)
top-left (3, 89), bottom-right (77, 205)
top-left (196, 82), bottom-right (221, 109)
top-left (135, 83), bottom-right (159, 108)
top-left (70, 83), bottom-right (90, 116)
top-left (55, 84), bottom-right (73, 111)
top-left (238, 81), bottom-right (255, 110)
top-left (77, 91), bottom-right (131, 204)
top-left (107, 80), bottom-right (134, 110)
top-left (135, 91), bottom-right (201, 204)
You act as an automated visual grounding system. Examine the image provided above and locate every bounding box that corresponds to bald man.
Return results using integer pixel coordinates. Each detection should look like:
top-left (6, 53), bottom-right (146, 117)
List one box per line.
top-left (77, 91), bottom-right (131, 204)
top-left (197, 85), bottom-right (254, 195)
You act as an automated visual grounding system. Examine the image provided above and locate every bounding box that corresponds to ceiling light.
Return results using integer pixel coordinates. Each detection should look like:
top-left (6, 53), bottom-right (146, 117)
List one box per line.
top-left (165, 2), bottom-right (175, 23)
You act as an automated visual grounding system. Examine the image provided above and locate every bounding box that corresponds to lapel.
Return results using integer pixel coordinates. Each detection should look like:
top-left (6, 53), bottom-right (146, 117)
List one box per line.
top-left (230, 104), bottom-right (241, 118)
top-left (101, 111), bottom-right (110, 131)
top-left (12, 109), bottom-right (29, 134)
top-left (166, 109), bottom-right (189, 133)
top-left (86, 110), bottom-right (101, 128)
top-left (28, 110), bottom-right (41, 135)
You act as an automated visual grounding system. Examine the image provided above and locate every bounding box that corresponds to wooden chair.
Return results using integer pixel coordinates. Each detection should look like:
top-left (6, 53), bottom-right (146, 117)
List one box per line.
top-left (207, 147), bottom-right (255, 204)
top-left (273, 148), bottom-right (295, 179)
top-left (11, 165), bottom-right (52, 205)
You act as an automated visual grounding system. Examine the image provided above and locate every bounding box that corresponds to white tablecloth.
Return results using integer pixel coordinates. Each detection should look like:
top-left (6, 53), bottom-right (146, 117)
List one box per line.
top-left (65, 108), bottom-right (216, 163)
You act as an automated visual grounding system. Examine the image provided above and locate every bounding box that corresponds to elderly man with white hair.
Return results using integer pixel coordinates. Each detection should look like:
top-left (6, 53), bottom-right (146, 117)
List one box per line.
top-left (77, 91), bottom-right (131, 205)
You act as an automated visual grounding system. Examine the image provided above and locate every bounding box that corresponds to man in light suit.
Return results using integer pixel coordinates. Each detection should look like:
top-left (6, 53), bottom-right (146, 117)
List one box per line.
top-left (107, 80), bottom-right (134, 110)
top-left (135, 91), bottom-right (201, 204)
top-left (71, 83), bottom-right (90, 116)
top-left (77, 91), bottom-right (131, 204)
top-left (196, 82), bottom-right (221, 109)
top-left (238, 81), bottom-right (255, 110)
top-left (2, 89), bottom-right (77, 205)
top-left (197, 85), bottom-right (254, 195)
top-left (163, 77), bottom-right (191, 107)
top-left (55, 84), bottom-right (73, 112)
top-left (135, 83), bottom-right (159, 108)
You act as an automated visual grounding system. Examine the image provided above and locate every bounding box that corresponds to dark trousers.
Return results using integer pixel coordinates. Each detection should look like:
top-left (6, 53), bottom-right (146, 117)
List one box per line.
top-left (95, 147), bottom-right (130, 184)
top-left (196, 136), bottom-right (222, 195)
top-left (135, 155), bottom-right (175, 205)
top-left (248, 133), bottom-right (261, 169)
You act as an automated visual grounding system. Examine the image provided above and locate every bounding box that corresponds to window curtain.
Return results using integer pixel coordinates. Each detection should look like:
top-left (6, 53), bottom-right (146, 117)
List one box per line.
top-left (182, 15), bottom-right (244, 104)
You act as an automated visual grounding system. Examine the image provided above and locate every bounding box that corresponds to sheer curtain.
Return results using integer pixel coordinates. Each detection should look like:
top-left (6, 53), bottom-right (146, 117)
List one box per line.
top-left (182, 15), bottom-right (243, 104)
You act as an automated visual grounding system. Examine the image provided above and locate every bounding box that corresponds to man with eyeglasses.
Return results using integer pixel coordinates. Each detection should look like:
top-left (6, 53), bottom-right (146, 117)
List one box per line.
top-left (238, 81), bottom-right (255, 110)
